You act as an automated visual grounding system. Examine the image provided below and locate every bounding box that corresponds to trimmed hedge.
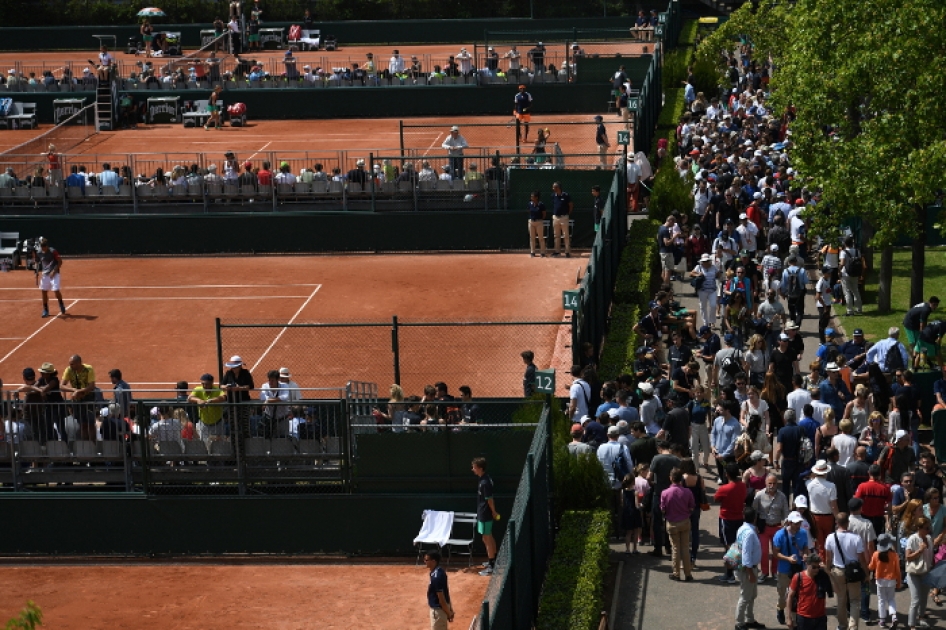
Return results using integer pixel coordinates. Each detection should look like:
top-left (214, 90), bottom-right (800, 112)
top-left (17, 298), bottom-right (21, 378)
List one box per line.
top-left (536, 510), bottom-right (611, 630)
top-left (599, 219), bottom-right (659, 380)
top-left (649, 160), bottom-right (694, 222)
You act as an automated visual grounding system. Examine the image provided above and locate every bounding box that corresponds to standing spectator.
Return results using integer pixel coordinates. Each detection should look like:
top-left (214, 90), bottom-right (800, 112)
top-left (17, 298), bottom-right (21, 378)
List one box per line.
top-left (661, 467), bottom-right (696, 581)
top-left (688, 385), bottom-right (713, 469)
top-left (815, 269), bottom-right (834, 344)
top-left (839, 236), bottom-right (863, 315)
top-left (43, 144), bottom-right (62, 185)
top-left (753, 473), bottom-right (790, 581)
top-left (824, 512), bottom-right (867, 630)
top-left (259, 369), bottom-right (290, 437)
top-left (715, 464), bottom-right (747, 584)
top-left (550, 182), bottom-right (573, 258)
top-left (455, 47), bottom-right (472, 76)
top-left (388, 49), bottom-right (405, 77)
top-left (735, 506), bottom-right (763, 630)
top-left (866, 328), bottom-right (909, 374)
top-left (806, 460), bottom-right (839, 558)
top-left (187, 373), bottom-right (227, 447)
top-left (591, 184), bottom-right (605, 234)
top-left (441, 126), bottom-right (468, 179)
top-left (648, 440), bottom-right (679, 558)
top-left (786, 553), bottom-right (834, 630)
top-left (869, 534), bottom-right (901, 628)
top-left (781, 257), bottom-right (808, 328)
top-left (472, 457), bottom-right (499, 576)
top-left (773, 511), bottom-right (810, 625)
top-left (567, 425), bottom-right (593, 456)
top-left (108, 368), bottom-right (133, 418)
top-left (424, 551), bottom-right (454, 628)
top-left (691, 255), bottom-right (720, 328)
top-left (711, 400), bottom-right (742, 484)
top-left (61, 354), bottom-right (96, 440)
top-left (521, 350), bottom-right (537, 397)
top-left (222, 354), bottom-right (254, 437)
top-left (657, 215), bottom-right (676, 284)
top-left (503, 46), bottom-right (521, 80)
top-left (514, 84), bottom-right (533, 141)
top-left (528, 42), bottom-right (545, 75)
top-left (774, 409), bottom-right (805, 499)
top-left (847, 497), bottom-right (878, 626)
top-left (904, 517), bottom-right (934, 630)
top-left (526, 191), bottom-right (546, 257)
top-left (567, 365), bottom-right (591, 423)
top-left (599, 426), bottom-right (634, 537)
top-left (36, 238), bottom-right (66, 318)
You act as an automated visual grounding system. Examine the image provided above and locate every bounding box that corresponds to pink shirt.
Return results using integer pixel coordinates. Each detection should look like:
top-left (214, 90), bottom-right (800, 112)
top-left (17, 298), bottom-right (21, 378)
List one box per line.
top-left (661, 483), bottom-right (695, 523)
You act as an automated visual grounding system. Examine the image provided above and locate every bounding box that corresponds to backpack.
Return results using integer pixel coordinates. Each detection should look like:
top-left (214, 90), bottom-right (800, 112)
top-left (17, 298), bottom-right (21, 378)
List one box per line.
top-left (786, 267), bottom-right (806, 299)
top-left (844, 248), bottom-right (863, 277)
top-left (611, 444), bottom-right (631, 483)
top-left (877, 445), bottom-right (895, 480)
top-left (733, 432), bottom-right (753, 462)
top-left (721, 349), bottom-right (743, 377)
top-left (884, 343), bottom-right (905, 374)
top-left (799, 433), bottom-right (814, 464)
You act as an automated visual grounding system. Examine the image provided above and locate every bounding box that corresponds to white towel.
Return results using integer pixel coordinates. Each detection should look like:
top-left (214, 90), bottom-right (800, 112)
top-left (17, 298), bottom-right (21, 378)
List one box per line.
top-left (414, 510), bottom-right (455, 548)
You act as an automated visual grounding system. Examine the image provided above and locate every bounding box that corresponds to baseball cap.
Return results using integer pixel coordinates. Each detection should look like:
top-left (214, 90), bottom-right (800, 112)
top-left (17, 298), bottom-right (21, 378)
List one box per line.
top-left (739, 212), bottom-right (748, 220)
top-left (895, 429), bottom-right (908, 441)
top-left (22, 367), bottom-right (35, 379)
top-left (518, 84), bottom-right (526, 89)
top-left (638, 382), bottom-right (654, 395)
top-left (824, 327), bottom-right (836, 337)
top-left (607, 426), bottom-right (620, 436)
top-left (794, 495), bottom-right (808, 508)
top-left (594, 115), bottom-right (603, 121)
top-left (786, 511), bottom-right (804, 524)
top-left (580, 415), bottom-right (592, 425)
top-left (779, 333), bottom-right (790, 341)
top-left (853, 328), bottom-right (864, 336)
top-left (770, 244), bottom-right (779, 252)
top-left (200, 373), bottom-right (214, 382)
top-left (278, 367), bottom-right (291, 377)
top-left (699, 325), bottom-right (711, 336)
top-left (450, 125), bottom-right (460, 132)
top-left (723, 332), bottom-right (735, 344)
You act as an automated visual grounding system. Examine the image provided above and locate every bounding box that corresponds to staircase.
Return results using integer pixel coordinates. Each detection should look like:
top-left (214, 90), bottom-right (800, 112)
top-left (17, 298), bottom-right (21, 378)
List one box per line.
top-left (95, 77), bottom-right (116, 131)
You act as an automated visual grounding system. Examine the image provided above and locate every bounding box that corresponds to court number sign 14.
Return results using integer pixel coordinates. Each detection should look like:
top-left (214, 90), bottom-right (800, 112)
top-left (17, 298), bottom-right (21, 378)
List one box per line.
top-left (563, 289), bottom-right (580, 310)
top-left (535, 369), bottom-right (556, 395)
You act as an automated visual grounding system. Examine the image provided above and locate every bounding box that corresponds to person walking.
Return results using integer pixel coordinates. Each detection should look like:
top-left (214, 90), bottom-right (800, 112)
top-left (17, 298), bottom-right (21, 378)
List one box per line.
top-left (472, 457), bottom-right (500, 576)
top-left (773, 511), bottom-right (810, 625)
top-left (594, 115), bottom-right (610, 170)
top-left (904, 517), bottom-right (933, 630)
top-left (514, 84), bottom-right (532, 141)
top-left (660, 467), bottom-right (695, 581)
top-left (847, 497), bottom-right (877, 626)
top-left (735, 506), bottom-right (763, 630)
top-left (205, 85), bottom-right (224, 130)
top-left (839, 236), bottom-right (863, 315)
top-left (786, 553), bottom-right (834, 630)
top-left (869, 533), bottom-right (902, 628)
top-left (690, 254), bottom-right (719, 328)
top-left (753, 473), bottom-right (790, 581)
top-left (716, 463), bottom-right (747, 584)
top-left (824, 512), bottom-right (868, 630)
top-left (526, 190), bottom-right (547, 257)
top-left (36, 237), bottom-right (66, 318)
top-left (424, 551), bottom-right (455, 629)
top-left (781, 256), bottom-right (808, 328)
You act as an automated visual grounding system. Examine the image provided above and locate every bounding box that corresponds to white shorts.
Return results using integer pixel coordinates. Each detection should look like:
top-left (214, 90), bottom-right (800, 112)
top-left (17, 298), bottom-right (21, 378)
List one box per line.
top-left (39, 273), bottom-right (61, 292)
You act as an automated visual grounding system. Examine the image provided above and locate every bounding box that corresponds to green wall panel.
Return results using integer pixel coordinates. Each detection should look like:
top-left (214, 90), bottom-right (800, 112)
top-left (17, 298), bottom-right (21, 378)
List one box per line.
top-left (575, 55), bottom-right (652, 85)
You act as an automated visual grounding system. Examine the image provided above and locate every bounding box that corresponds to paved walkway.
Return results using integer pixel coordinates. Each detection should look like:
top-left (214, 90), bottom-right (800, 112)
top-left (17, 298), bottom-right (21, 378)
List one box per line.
top-left (609, 275), bottom-right (924, 630)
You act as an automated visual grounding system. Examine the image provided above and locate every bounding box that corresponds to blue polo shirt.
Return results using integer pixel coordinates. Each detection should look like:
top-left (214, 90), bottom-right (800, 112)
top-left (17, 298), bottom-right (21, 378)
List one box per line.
top-left (551, 191), bottom-right (572, 216)
top-left (798, 416), bottom-right (820, 443)
top-left (66, 172), bottom-right (85, 192)
top-left (772, 526), bottom-right (809, 574)
top-left (427, 566), bottom-right (450, 608)
top-left (528, 200), bottom-right (545, 221)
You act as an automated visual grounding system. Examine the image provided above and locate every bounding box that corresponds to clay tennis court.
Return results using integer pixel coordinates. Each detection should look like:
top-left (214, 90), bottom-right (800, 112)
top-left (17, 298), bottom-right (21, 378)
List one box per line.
top-left (0, 254), bottom-right (582, 397)
top-left (0, 563), bottom-right (489, 629)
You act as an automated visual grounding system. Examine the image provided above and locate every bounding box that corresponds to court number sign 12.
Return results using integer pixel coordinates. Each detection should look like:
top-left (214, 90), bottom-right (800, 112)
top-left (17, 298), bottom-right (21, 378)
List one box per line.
top-left (563, 289), bottom-right (580, 311)
top-left (535, 369), bottom-right (556, 395)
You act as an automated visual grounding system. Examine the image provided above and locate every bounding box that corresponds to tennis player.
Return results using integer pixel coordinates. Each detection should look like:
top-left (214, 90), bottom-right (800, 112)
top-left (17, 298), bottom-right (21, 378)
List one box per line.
top-left (36, 237), bottom-right (66, 318)
top-left (514, 84), bottom-right (533, 141)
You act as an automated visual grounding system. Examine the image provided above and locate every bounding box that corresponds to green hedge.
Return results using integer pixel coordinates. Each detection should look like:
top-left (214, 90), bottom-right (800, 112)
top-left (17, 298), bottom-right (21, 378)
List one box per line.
top-left (658, 88), bottom-right (687, 129)
top-left (536, 510), bottom-right (611, 630)
top-left (649, 161), bottom-right (694, 222)
top-left (599, 219), bottom-right (658, 380)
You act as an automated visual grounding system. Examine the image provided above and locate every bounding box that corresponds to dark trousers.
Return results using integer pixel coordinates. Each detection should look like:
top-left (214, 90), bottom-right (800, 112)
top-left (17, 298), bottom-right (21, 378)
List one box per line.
top-left (781, 459), bottom-right (801, 500)
top-left (817, 306), bottom-right (832, 344)
top-left (716, 454), bottom-right (736, 484)
top-left (868, 515), bottom-right (886, 538)
top-left (787, 296), bottom-right (805, 326)
top-left (796, 615), bottom-right (828, 630)
top-left (449, 156), bottom-right (464, 179)
top-left (860, 579), bottom-right (871, 621)
top-left (652, 499), bottom-right (669, 553)
top-left (690, 505), bottom-right (701, 561)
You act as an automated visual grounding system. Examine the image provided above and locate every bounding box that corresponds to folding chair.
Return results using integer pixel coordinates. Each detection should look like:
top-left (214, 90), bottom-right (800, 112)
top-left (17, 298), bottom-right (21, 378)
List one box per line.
top-left (414, 511), bottom-right (478, 566)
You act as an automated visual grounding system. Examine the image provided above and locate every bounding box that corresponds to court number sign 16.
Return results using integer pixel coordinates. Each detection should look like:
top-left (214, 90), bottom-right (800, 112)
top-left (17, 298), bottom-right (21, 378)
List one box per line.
top-left (535, 369), bottom-right (556, 395)
top-left (563, 289), bottom-right (580, 311)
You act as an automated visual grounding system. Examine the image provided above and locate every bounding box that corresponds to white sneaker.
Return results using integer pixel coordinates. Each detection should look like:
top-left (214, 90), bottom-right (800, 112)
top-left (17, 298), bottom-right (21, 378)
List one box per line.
top-left (478, 566), bottom-right (494, 576)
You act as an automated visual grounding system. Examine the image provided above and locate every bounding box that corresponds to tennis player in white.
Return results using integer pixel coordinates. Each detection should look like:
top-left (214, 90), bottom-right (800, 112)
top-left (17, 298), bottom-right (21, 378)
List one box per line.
top-left (36, 237), bottom-right (66, 318)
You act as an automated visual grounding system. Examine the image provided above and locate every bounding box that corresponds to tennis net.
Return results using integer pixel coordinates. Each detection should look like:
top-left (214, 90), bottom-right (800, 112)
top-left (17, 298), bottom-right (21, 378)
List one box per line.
top-left (156, 32), bottom-right (230, 76)
top-left (0, 104), bottom-right (96, 176)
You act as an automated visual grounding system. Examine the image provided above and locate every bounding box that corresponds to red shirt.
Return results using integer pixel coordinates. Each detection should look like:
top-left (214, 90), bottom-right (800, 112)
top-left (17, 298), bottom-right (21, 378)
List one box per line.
top-left (854, 479), bottom-right (891, 518)
top-left (47, 153), bottom-right (61, 171)
top-left (747, 204), bottom-right (764, 232)
top-left (791, 570), bottom-right (827, 619)
top-left (716, 481), bottom-right (747, 521)
top-left (257, 169), bottom-right (272, 186)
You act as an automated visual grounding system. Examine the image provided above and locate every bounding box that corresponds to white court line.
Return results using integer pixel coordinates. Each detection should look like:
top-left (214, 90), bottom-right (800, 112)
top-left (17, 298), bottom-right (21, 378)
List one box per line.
top-left (250, 284), bottom-right (322, 373)
top-left (245, 141), bottom-right (272, 164)
top-left (0, 284), bottom-right (321, 290)
top-left (0, 338), bottom-right (24, 340)
top-left (423, 132), bottom-right (444, 158)
top-left (0, 296), bottom-right (311, 302)
top-left (0, 299), bottom-right (80, 366)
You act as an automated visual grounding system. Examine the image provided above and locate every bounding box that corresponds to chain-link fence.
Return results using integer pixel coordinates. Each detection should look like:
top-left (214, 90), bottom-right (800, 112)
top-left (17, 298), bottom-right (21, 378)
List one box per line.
top-left (479, 403), bottom-right (552, 630)
top-left (216, 319), bottom-right (574, 399)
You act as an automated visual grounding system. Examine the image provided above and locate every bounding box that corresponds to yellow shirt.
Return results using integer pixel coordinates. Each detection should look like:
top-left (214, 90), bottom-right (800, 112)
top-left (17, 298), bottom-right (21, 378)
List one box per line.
top-left (190, 385), bottom-right (225, 425)
top-left (62, 364), bottom-right (95, 400)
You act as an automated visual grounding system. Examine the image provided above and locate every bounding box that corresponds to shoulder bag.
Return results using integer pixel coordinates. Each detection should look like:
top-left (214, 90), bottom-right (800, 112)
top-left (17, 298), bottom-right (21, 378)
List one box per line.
top-left (834, 532), bottom-right (866, 583)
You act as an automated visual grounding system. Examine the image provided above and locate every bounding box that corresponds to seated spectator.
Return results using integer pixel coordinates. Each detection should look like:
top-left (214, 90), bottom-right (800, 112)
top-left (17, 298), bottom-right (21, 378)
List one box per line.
top-left (169, 166), bottom-right (187, 187)
top-left (275, 162), bottom-right (297, 185)
top-left (42, 71), bottom-right (56, 87)
top-left (64, 165), bottom-right (84, 194)
top-left (381, 159), bottom-right (397, 183)
top-left (445, 56), bottom-right (459, 77)
top-left (298, 167), bottom-right (314, 183)
top-left (302, 65), bottom-right (318, 84)
top-left (408, 56), bottom-right (422, 79)
top-left (312, 163), bottom-right (328, 182)
top-left (418, 161), bottom-right (436, 182)
top-left (99, 162), bottom-right (120, 193)
top-left (27, 166), bottom-right (47, 190)
top-left (81, 67), bottom-right (97, 86)
top-left (120, 166), bottom-right (133, 185)
top-left (160, 69), bottom-right (173, 84)
top-left (186, 164), bottom-right (202, 185)
top-left (257, 162), bottom-right (273, 186)
top-left (98, 405), bottom-right (125, 441)
top-left (331, 168), bottom-right (344, 181)
top-left (397, 162), bottom-right (417, 185)
top-left (439, 165), bottom-right (452, 181)
top-left (430, 65), bottom-right (445, 79)
top-left (347, 159), bottom-right (368, 185)
top-left (148, 406), bottom-right (183, 443)
top-left (239, 162), bottom-right (257, 189)
top-left (463, 163), bottom-right (484, 184)
top-left (150, 167), bottom-right (167, 187)
top-left (204, 164), bottom-right (222, 184)
top-left (248, 66), bottom-right (265, 82)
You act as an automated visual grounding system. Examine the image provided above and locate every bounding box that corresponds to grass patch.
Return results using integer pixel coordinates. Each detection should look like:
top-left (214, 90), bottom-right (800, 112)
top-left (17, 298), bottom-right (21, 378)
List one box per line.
top-left (836, 248), bottom-right (946, 343)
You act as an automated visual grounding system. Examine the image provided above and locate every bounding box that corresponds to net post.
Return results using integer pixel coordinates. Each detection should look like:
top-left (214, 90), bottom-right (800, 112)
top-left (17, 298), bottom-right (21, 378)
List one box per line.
top-left (391, 315), bottom-right (401, 385)
top-left (215, 317), bottom-right (224, 384)
top-left (369, 151), bottom-right (376, 212)
top-left (515, 118), bottom-right (521, 153)
top-left (399, 120), bottom-right (405, 160)
top-left (480, 601), bottom-right (490, 630)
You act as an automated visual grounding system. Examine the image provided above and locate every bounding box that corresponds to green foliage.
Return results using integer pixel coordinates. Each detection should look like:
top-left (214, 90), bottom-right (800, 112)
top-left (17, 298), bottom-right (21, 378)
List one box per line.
top-left (5, 601), bottom-right (42, 630)
top-left (536, 510), bottom-right (611, 630)
top-left (599, 219), bottom-right (658, 381)
top-left (657, 88), bottom-right (687, 129)
top-left (649, 161), bottom-right (693, 222)
top-left (677, 20), bottom-right (698, 47)
top-left (552, 450), bottom-right (611, 519)
top-left (690, 58), bottom-right (719, 97)
top-left (663, 20), bottom-right (698, 89)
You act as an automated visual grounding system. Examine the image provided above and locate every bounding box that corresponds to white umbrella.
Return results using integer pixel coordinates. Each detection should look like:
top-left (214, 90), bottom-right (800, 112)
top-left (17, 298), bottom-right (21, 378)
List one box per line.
top-left (137, 7), bottom-right (166, 17)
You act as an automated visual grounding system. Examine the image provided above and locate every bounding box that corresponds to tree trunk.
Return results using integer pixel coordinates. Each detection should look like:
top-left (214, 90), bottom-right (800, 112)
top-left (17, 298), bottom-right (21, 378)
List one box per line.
top-left (877, 247), bottom-right (893, 314)
top-left (911, 204), bottom-right (927, 307)
top-left (861, 220), bottom-right (875, 271)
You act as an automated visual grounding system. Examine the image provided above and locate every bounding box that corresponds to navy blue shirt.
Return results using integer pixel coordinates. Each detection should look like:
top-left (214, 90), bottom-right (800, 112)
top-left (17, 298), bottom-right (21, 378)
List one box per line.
top-left (840, 339), bottom-right (868, 364)
top-left (595, 123), bottom-right (607, 145)
top-left (477, 474), bottom-right (495, 521)
top-left (551, 191), bottom-right (572, 216)
top-left (584, 420), bottom-right (608, 447)
top-left (427, 566), bottom-right (451, 608)
top-left (701, 334), bottom-right (721, 361)
top-left (776, 423), bottom-right (803, 459)
top-left (514, 91), bottom-right (532, 114)
top-left (528, 200), bottom-right (546, 221)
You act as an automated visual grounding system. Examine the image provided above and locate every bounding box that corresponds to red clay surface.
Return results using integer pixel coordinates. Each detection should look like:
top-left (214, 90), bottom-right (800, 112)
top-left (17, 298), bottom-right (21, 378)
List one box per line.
top-left (0, 254), bottom-right (583, 398)
top-left (0, 563), bottom-right (489, 629)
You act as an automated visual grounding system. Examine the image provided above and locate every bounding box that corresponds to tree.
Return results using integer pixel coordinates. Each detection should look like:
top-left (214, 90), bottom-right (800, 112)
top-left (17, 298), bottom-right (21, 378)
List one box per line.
top-left (699, 0), bottom-right (946, 313)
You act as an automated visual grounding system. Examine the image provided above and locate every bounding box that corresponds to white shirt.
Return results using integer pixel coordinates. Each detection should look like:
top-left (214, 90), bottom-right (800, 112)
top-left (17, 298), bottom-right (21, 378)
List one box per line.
top-left (504, 49), bottom-right (520, 70)
top-left (815, 277), bottom-right (833, 308)
top-left (275, 171), bottom-right (297, 185)
top-left (839, 248), bottom-right (857, 278)
top-left (692, 263), bottom-right (718, 290)
top-left (442, 133), bottom-right (468, 155)
top-left (790, 215), bottom-right (805, 241)
top-left (805, 476), bottom-right (837, 515)
top-left (389, 55), bottom-right (405, 74)
top-left (597, 440), bottom-right (633, 489)
top-left (737, 221), bottom-right (759, 252)
top-left (693, 186), bottom-right (710, 215)
top-left (824, 529), bottom-right (863, 569)
top-left (626, 161), bottom-right (641, 185)
top-left (834, 433), bottom-right (857, 465)
top-left (259, 382), bottom-right (290, 419)
top-left (99, 51), bottom-right (113, 67)
top-left (786, 389), bottom-right (812, 424)
top-left (149, 418), bottom-right (183, 443)
top-left (569, 379), bottom-right (591, 422)
top-left (811, 400), bottom-right (832, 424)
top-left (281, 379), bottom-right (302, 402)
top-left (456, 51), bottom-right (472, 73)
